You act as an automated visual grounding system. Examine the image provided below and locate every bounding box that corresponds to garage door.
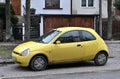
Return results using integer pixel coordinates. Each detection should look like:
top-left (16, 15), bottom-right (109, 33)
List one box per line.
top-left (44, 16), bottom-right (94, 33)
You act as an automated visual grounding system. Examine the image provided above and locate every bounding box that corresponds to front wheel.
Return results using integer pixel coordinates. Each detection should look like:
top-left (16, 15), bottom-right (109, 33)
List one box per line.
top-left (94, 52), bottom-right (108, 66)
top-left (30, 56), bottom-right (47, 71)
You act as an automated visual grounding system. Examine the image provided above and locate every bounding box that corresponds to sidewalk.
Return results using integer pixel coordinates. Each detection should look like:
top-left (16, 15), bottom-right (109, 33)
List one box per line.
top-left (0, 57), bottom-right (120, 78)
top-left (106, 41), bottom-right (120, 59)
top-left (0, 42), bottom-right (17, 64)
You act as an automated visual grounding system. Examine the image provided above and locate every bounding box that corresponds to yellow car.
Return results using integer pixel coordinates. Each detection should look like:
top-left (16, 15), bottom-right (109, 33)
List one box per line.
top-left (12, 27), bottom-right (109, 71)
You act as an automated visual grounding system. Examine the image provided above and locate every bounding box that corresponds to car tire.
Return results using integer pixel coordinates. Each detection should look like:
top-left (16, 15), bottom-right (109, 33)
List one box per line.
top-left (30, 56), bottom-right (47, 71)
top-left (94, 52), bottom-right (108, 66)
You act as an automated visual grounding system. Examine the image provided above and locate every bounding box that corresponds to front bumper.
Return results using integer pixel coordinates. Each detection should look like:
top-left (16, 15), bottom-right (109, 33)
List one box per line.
top-left (12, 52), bottom-right (31, 67)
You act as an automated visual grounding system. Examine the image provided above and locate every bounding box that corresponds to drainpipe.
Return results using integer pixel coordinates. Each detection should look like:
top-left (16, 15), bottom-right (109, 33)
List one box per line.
top-left (71, 0), bottom-right (72, 15)
top-left (94, 16), bottom-right (97, 31)
top-left (99, 0), bottom-right (102, 37)
top-left (22, 23), bottom-right (25, 41)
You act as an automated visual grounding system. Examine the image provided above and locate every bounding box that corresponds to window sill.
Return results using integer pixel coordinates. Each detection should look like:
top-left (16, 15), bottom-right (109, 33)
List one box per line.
top-left (80, 7), bottom-right (95, 9)
top-left (43, 8), bottom-right (63, 10)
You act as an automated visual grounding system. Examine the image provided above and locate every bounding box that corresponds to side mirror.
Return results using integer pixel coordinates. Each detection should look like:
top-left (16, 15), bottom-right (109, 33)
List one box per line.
top-left (56, 41), bottom-right (61, 44)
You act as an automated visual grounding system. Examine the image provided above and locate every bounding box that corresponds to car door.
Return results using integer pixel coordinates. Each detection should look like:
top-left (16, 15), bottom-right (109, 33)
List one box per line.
top-left (80, 30), bottom-right (98, 60)
top-left (51, 30), bottom-right (84, 63)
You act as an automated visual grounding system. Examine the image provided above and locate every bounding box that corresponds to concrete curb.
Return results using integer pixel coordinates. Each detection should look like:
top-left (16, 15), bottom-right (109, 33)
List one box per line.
top-left (0, 58), bottom-right (15, 64)
top-left (105, 41), bottom-right (120, 44)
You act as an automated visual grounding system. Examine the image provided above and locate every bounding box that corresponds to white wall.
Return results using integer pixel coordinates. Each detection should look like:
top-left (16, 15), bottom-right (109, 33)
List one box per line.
top-left (72, 0), bottom-right (108, 18)
top-left (21, 0), bottom-right (71, 15)
top-left (102, 0), bottom-right (108, 18)
top-left (21, 0), bottom-right (26, 16)
top-left (0, 0), bottom-right (5, 3)
top-left (72, 0), bottom-right (99, 15)
top-left (21, 0), bottom-right (108, 18)
top-left (40, 16), bottom-right (44, 36)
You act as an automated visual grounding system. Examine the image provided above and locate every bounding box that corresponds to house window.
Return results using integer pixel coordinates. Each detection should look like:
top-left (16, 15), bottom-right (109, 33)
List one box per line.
top-left (45, 0), bottom-right (60, 9)
top-left (81, 0), bottom-right (94, 7)
top-left (81, 0), bottom-right (86, 7)
top-left (88, 0), bottom-right (94, 7)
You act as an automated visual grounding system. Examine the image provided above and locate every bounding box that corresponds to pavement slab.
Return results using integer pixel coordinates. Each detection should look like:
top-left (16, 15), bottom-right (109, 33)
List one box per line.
top-left (0, 58), bottom-right (120, 79)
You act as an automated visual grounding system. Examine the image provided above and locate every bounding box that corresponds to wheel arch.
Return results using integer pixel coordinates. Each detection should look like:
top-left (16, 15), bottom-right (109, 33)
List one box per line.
top-left (29, 54), bottom-right (49, 66)
top-left (99, 50), bottom-right (109, 56)
top-left (94, 50), bottom-right (109, 60)
top-left (93, 50), bottom-right (109, 66)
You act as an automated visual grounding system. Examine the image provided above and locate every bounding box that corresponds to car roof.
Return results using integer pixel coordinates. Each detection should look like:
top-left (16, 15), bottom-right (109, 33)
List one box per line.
top-left (55, 27), bottom-right (94, 32)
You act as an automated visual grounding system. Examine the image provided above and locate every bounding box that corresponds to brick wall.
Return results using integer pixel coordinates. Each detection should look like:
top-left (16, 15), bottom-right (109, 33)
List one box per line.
top-left (11, 0), bottom-right (21, 15)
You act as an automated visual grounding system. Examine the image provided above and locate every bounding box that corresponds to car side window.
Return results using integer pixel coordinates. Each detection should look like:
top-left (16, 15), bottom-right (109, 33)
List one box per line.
top-left (57, 31), bottom-right (80, 43)
top-left (81, 31), bottom-right (96, 41)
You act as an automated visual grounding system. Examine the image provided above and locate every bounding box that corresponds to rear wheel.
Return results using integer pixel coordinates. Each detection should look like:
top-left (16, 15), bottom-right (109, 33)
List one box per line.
top-left (30, 56), bottom-right (47, 71)
top-left (94, 52), bottom-right (108, 66)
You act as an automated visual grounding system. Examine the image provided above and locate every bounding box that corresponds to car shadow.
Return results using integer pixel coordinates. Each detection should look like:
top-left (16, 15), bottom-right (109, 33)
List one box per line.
top-left (46, 61), bottom-right (96, 70)
top-left (13, 61), bottom-right (96, 71)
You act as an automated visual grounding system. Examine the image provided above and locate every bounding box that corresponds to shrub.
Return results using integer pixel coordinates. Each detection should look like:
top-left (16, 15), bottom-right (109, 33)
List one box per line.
top-left (114, 0), bottom-right (120, 10)
top-left (0, 3), bottom-right (18, 28)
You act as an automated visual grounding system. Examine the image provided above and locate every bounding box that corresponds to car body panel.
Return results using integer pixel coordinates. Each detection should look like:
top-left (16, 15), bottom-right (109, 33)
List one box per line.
top-left (12, 27), bottom-right (109, 67)
top-left (50, 42), bottom-right (83, 63)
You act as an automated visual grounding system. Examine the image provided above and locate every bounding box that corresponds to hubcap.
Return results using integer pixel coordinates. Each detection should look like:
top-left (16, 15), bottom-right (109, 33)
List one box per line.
top-left (97, 54), bottom-right (107, 64)
top-left (34, 58), bottom-right (45, 70)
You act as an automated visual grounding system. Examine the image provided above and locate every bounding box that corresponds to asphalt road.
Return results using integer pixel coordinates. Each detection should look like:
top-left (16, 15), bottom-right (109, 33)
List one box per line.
top-left (0, 58), bottom-right (120, 79)
top-left (7, 70), bottom-right (120, 79)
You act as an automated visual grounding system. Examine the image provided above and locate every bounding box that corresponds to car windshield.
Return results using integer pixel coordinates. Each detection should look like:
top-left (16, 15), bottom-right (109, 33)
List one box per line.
top-left (39, 30), bottom-right (61, 43)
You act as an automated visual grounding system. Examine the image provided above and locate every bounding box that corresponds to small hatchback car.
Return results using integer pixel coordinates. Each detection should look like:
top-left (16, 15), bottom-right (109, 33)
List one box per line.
top-left (12, 27), bottom-right (109, 71)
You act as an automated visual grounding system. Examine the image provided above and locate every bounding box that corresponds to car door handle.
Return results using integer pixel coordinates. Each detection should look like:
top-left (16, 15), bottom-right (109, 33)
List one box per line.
top-left (77, 44), bottom-right (82, 47)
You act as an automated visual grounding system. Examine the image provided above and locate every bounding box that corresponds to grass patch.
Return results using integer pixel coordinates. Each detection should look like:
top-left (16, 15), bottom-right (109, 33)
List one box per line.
top-left (0, 45), bottom-right (15, 59)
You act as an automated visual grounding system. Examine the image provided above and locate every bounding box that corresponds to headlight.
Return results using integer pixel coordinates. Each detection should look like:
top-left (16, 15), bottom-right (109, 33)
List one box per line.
top-left (21, 49), bottom-right (30, 56)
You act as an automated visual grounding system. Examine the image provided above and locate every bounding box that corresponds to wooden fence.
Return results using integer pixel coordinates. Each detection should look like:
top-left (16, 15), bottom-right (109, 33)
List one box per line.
top-left (102, 19), bottom-right (120, 39)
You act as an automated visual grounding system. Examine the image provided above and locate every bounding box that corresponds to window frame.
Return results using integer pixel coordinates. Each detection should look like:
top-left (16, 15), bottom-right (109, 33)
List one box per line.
top-left (81, 30), bottom-right (96, 41)
top-left (39, 29), bottom-right (61, 44)
top-left (55, 30), bottom-right (96, 44)
top-left (56, 30), bottom-right (81, 43)
top-left (81, 0), bottom-right (94, 8)
top-left (44, 0), bottom-right (61, 9)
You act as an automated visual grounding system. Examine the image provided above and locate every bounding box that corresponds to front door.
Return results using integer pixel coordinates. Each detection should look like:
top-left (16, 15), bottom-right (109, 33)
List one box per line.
top-left (51, 30), bottom-right (83, 63)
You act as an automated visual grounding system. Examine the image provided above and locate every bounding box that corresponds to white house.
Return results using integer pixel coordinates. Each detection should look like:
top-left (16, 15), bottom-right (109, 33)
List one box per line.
top-left (10, 0), bottom-right (109, 37)
top-left (21, 0), bottom-right (72, 36)
top-left (21, 0), bottom-right (71, 15)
